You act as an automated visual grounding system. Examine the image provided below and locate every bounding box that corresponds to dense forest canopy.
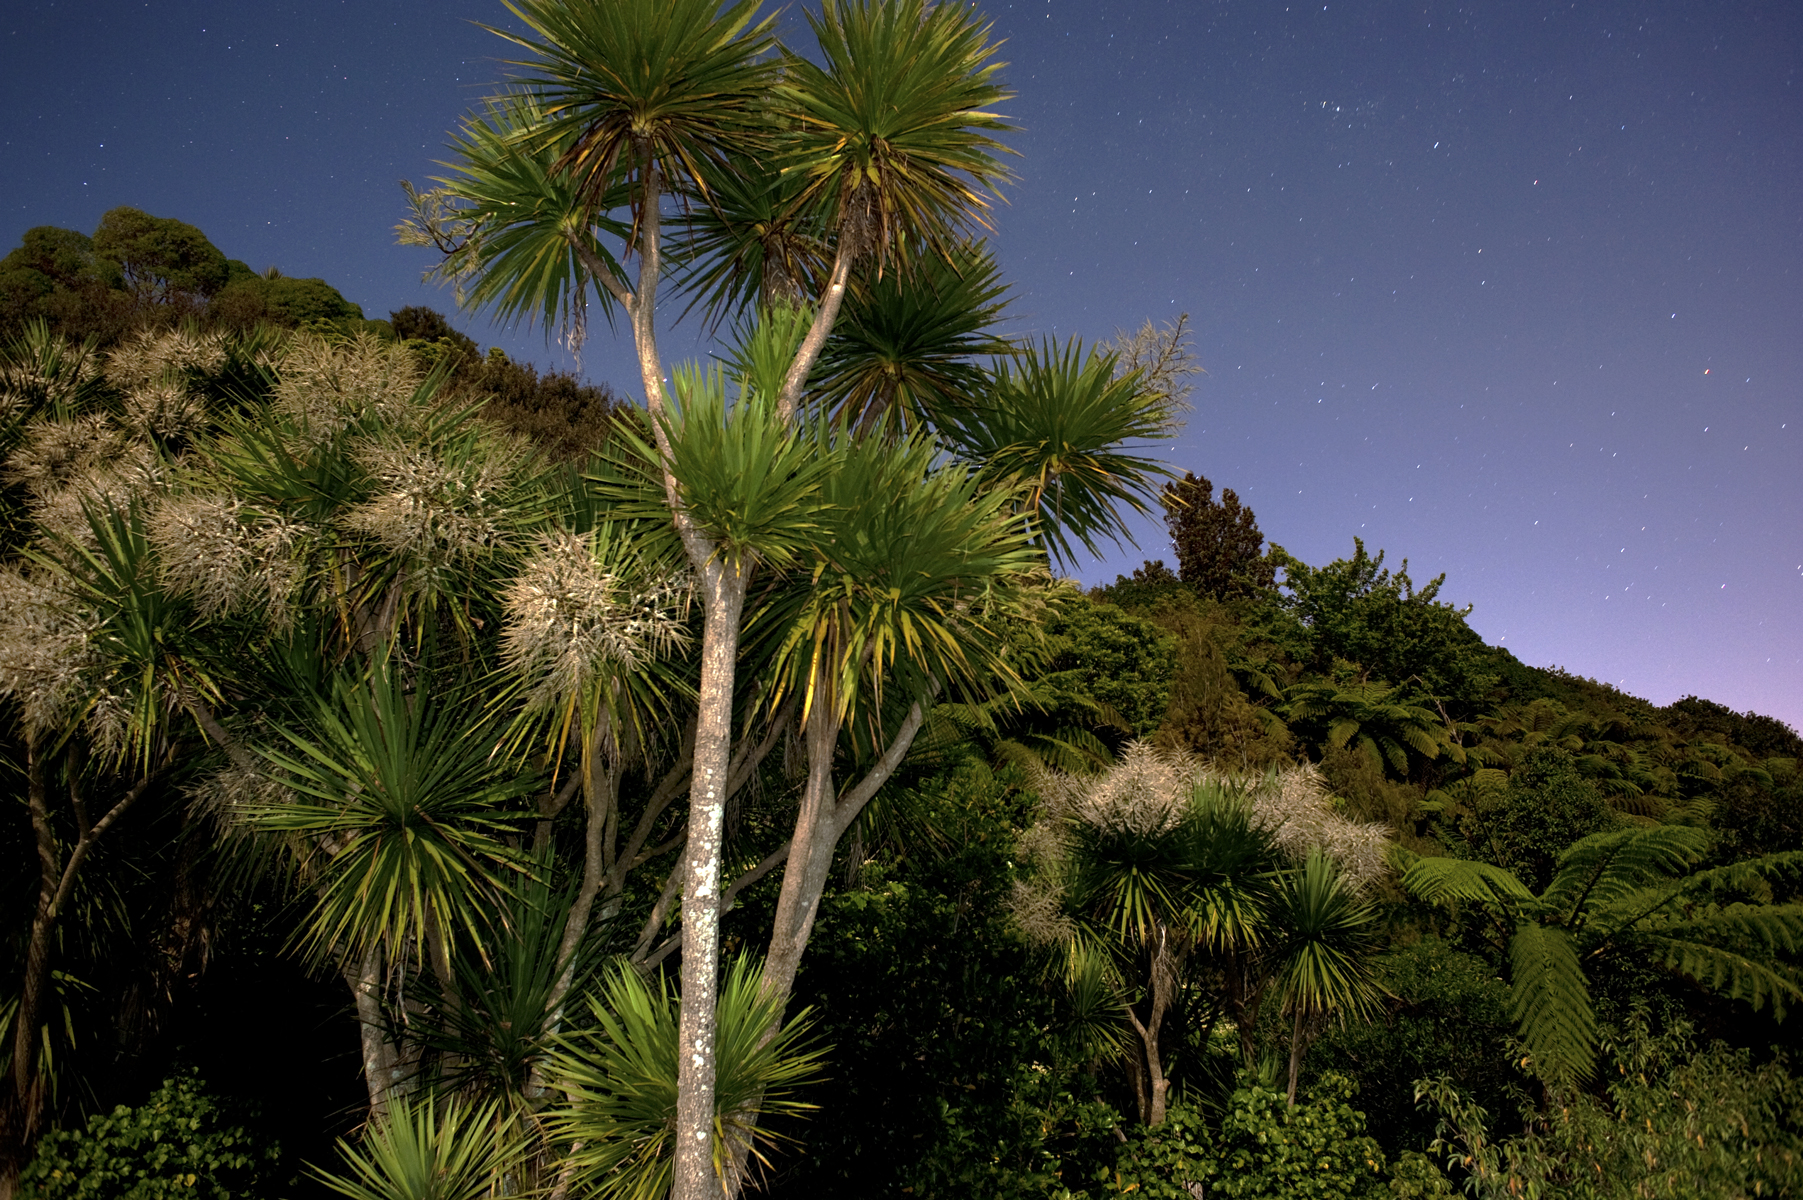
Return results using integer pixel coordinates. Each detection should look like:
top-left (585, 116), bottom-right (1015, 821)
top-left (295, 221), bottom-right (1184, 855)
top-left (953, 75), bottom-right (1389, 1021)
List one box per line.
top-left (2, 4), bottom-right (1801, 1199)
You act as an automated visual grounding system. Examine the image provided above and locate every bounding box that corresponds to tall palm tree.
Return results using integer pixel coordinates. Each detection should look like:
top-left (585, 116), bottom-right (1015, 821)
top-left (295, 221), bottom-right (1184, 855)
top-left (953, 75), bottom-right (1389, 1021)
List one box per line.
top-left (773, 0), bottom-right (1015, 415)
top-left (416, 7), bottom-right (1018, 1193)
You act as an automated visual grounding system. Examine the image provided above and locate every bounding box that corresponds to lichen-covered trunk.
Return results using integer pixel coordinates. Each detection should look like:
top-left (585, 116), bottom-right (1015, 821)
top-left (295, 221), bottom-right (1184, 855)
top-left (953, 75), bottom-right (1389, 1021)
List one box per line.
top-left (672, 558), bottom-right (748, 1200)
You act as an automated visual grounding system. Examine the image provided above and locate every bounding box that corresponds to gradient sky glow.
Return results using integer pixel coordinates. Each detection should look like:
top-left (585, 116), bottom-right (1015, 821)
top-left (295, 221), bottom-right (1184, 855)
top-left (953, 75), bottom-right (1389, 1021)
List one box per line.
top-left (6, 0), bottom-right (1800, 727)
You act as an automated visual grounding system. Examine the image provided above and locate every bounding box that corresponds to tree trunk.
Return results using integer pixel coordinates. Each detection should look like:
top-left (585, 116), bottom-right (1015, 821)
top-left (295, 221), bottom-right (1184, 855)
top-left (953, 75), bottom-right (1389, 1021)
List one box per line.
top-left (1125, 935), bottom-right (1175, 1126)
top-left (547, 717), bottom-right (620, 1022)
top-left (672, 556), bottom-right (749, 1200)
top-left (1285, 1009), bottom-right (1312, 1108)
top-left (761, 696), bottom-right (841, 1005)
top-left (777, 246), bottom-right (854, 421)
top-left (761, 696), bottom-right (927, 1010)
top-left (344, 942), bottom-right (396, 1118)
top-left (5, 738), bottom-right (165, 1190)
top-left (4, 736), bottom-right (57, 1186)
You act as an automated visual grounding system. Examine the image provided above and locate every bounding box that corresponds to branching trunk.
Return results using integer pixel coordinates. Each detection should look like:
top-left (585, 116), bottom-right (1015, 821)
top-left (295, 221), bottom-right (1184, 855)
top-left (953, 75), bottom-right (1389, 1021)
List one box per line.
top-left (547, 717), bottom-right (621, 1022)
top-left (761, 692), bottom-right (927, 1009)
top-left (1124, 933), bottom-right (1176, 1126)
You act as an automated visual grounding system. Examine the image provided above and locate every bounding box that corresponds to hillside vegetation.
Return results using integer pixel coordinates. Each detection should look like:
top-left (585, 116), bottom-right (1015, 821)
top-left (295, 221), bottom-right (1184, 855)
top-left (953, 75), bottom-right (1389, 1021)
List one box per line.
top-left (2, 8), bottom-right (1799, 1194)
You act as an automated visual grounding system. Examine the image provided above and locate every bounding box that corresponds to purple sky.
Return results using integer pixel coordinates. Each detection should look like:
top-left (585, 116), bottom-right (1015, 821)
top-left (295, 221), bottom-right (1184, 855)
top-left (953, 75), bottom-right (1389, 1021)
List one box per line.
top-left (6, 0), bottom-right (1800, 729)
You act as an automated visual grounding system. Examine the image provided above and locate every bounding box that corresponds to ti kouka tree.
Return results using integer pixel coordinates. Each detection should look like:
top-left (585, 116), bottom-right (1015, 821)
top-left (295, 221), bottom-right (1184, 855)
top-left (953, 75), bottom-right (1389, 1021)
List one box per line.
top-left (402, 1), bottom-right (1184, 1194)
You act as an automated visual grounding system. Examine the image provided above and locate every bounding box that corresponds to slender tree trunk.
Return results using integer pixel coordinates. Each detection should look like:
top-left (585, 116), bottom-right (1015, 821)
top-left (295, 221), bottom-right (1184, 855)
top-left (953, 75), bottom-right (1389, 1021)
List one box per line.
top-left (5, 738), bottom-right (165, 1190)
top-left (672, 556), bottom-right (749, 1200)
top-left (761, 696), bottom-right (927, 1010)
top-left (761, 696), bottom-right (841, 1004)
top-left (1285, 1009), bottom-right (1312, 1108)
top-left (344, 942), bottom-right (394, 1118)
top-left (5, 736), bottom-right (57, 1182)
top-left (547, 717), bottom-right (619, 1021)
top-left (777, 246), bottom-right (854, 421)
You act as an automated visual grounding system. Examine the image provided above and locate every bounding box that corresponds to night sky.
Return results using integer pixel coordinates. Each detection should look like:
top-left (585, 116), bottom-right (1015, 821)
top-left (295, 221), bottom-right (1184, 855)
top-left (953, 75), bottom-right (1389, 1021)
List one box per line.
top-left (6, 1), bottom-right (1801, 728)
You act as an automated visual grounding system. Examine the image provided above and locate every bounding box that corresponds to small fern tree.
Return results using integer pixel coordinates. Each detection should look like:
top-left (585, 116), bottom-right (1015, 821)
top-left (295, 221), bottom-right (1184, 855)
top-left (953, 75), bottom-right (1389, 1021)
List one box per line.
top-left (1401, 826), bottom-right (1803, 1087)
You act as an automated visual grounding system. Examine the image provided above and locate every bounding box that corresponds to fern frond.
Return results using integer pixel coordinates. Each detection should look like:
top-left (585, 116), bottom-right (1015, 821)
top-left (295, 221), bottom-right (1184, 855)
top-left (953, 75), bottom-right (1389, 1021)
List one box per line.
top-left (1634, 928), bottom-right (1803, 1019)
top-left (1679, 851), bottom-right (1803, 900)
top-left (1401, 723), bottom-right (1443, 760)
top-left (1509, 921), bottom-right (1596, 1088)
top-left (1540, 826), bottom-right (1707, 920)
top-left (1402, 857), bottom-right (1533, 907)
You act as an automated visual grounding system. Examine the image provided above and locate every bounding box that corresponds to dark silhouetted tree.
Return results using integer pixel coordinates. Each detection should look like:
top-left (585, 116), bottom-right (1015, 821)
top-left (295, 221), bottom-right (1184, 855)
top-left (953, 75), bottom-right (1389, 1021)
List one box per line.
top-left (90, 207), bottom-right (229, 304)
top-left (1162, 471), bottom-right (1274, 600)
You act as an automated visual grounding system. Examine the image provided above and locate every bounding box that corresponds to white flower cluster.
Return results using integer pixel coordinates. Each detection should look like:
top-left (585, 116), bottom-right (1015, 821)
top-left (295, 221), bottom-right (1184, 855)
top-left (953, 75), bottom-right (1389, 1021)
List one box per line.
top-left (500, 531), bottom-right (692, 707)
top-left (151, 493), bottom-right (311, 626)
top-left (345, 439), bottom-right (521, 574)
top-left (0, 568), bottom-right (105, 743)
top-left (273, 332), bottom-right (423, 439)
top-left (1026, 742), bottom-right (1392, 893)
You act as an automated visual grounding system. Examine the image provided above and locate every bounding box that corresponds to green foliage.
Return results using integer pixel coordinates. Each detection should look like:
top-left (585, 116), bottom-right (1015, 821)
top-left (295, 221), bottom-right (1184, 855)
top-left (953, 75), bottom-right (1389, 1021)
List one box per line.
top-left (400, 90), bottom-right (629, 337)
top-left (18, 1073), bottom-right (281, 1200)
top-left (1468, 748), bottom-right (1614, 890)
top-left (208, 271), bottom-right (365, 330)
top-left (497, 0), bottom-right (779, 222)
top-left (1418, 1010), bottom-right (1803, 1199)
top-left (0, 227), bottom-right (125, 339)
top-left (612, 364), bottom-right (831, 569)
top-left (311, 1096), bottom-right (520, 1200)
top-left (762, 423), bottom-right (1041, 723)
top-left (763, 768), bottom-right (1092, 1198)
top-left (1035, 592), bottom-right (1176, 744)
top-left (1269, 851), bottom-right (1383, 1028)
top-left (780, 0), bottom-right (1016, 266)
top-left (546, 956), bottom-right (825, 1200)
top-left (811, 241), bottom-right (1013, 430)
top-left (1403, 824), bottom-right (1803, 1088)
top-left (941, 336), bottom-right (1174, 569)
top-left (246, 665), bottom-right (538, 967)
top-left (1662, 695), bottom-right (1803, 761)
top-left (1109, 1076), bottom-right (1388, 1200)
top-left (454, 351), bottom-right (620, 462)
top-left (1282, 680), bottom-right (1448, 781)
top-left (1273, 538), bottom-right (1494, 713)
top-left (1307, 938), bottom-right (1516, 1158)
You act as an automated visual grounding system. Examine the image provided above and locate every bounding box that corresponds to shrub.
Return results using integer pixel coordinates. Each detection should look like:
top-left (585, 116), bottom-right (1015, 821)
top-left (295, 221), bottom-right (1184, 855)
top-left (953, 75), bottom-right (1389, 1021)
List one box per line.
top-left (1109, 1074), bottom-right (1388, 1200)
top-left (19, 1072), bottom-right (281, 1200)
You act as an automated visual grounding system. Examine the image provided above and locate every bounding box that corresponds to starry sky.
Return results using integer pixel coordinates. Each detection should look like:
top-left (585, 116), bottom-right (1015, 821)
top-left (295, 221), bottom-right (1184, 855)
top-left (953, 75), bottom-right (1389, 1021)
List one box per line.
top-left (5, 0), bottom-right (1801, 729)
